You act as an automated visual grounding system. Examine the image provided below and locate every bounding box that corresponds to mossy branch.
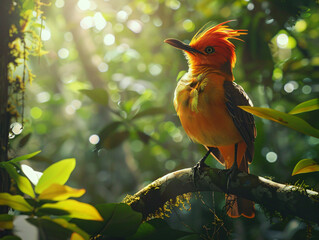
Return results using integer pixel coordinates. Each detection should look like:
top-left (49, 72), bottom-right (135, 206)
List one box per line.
top-left (124, 166), bottom-right (319, 224)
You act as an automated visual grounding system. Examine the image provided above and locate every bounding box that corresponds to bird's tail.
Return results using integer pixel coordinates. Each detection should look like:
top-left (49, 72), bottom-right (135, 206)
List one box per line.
top-left (226, 152), bottom-right (255, 218)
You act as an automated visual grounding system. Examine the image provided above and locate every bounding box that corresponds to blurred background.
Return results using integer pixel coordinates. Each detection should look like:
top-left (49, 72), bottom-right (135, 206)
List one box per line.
top-left (10, 0), bottom-right (319, 239)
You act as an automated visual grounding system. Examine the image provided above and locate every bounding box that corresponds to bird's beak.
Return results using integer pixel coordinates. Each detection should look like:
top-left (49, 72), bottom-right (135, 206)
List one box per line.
top-left (164, 38), bottom-right (203, 55)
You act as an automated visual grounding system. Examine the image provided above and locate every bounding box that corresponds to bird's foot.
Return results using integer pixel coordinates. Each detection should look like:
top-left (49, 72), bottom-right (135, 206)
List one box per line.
top-left (225, 162), bottom-right (239, 192)
top-left (192, 149), bottom-right (211, 187)
top-left (193, 149), bottom-right (211, 173)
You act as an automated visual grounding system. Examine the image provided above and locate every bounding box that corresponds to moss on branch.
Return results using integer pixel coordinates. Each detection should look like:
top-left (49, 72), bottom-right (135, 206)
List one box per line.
top-left (123, 166), bottom-right (319, 224)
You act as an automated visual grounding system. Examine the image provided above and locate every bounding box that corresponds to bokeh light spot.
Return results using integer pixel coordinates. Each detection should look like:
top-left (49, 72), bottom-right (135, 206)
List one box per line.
top-left (98, 62), bottom-right (109, 72)
top-left (127, 20), bottom-right (143, 33)
top-left (137, 63), bottom-right (146, 72)
top-left (64, 32), bottom-right (73, 42)
top-left (131, 140), bottom-right (143, 152)
top-left (77, 0), bottom-right (90, 11)
top-left (80, 16), bottom-right (94, 29)
top-left (41, 29), bottom-right (51, 41)
top-left (277, 33), bottom-right (289, 48)
top-left (166, 0), bottom-right (181, 10)
top-left (114, 23), bottom-right (124, 32)
top-left (89, 134), bottom-right (100, 144)
top-left (284, 82), bottom-right (294, 93)
top-left (55, 0), bottom-right (64, 8)
top-left (153, 18), bottom-right (162, 27)
top-left (302, 85), bottom-right (312, 94)
top-left (11, 122), bottom-right (23, 135)
top-left (266, 152), bottom-right (277, 163)
top-left (295, 19), bottom-right (307, 32)
top-left (247, 3), bottom-right (254, 11)
top-left (165, 160), bottom-right (176, 171)
top-left (183, 19), bottom-right (195, 32)
top-left (140, 14), bottom-right (150, 23)
top-left (116, 10), bottom-right (128, 22)
top-left (36, 92), bottom-right (50, 103)
top-left (94, 12), bottom-right (107, 31)
top-left (71, 100), bottom-right (82, 109)
top-left (65, 105), bottom-right (76, 115)
top-left (273, 68), bottom-right (283, 80)
top-left (31, 107), bottom-right (43, 119)
top-left (58, 48), bottom-right (69, 59)
top-left (104, 34), bottom-right (115, 46)
top-left (148, 63), bottom-right (162, 76)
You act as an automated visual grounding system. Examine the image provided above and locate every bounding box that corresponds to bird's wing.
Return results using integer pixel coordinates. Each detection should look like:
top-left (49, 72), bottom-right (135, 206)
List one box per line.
top-left (223, 81), bottom-right (256, 163)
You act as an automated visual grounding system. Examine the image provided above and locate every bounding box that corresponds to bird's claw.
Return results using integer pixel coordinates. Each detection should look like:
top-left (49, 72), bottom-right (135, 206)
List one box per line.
top-left (193, 149), bottom-right (211, 188)
top-left (193, 157), bottom-right (208, 172)
top-left (225, 162), bottom-right (239, 192)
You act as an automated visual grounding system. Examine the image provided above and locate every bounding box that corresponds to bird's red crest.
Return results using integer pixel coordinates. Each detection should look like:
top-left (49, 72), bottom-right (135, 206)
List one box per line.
top-left (189, 20), bottom-right (247, 69)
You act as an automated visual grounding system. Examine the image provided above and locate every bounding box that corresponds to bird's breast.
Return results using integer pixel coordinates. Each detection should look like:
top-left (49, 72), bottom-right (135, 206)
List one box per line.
top-left (174, 72), bottom-right (242, 146)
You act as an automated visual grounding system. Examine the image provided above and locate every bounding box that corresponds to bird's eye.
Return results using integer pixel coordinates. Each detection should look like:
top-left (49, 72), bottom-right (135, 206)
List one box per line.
top-left (205, 46), bottom-right (215, 54)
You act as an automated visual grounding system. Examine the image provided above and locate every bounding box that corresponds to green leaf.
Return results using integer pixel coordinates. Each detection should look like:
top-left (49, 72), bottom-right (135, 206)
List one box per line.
top-left (137, 131), bottom-right (151, 144)
top-left (9, 151), bottom-right (41, 164)
top-left (176, 70), bottom-right (187, 82)
top-left (80, 88), bottom-right (108, 106)
top-left (0, 236), bottom-right (22, 240)
top-left (35, 158), bottom-right (76, 194)
top-left (27, 218), bottom-right (72, 239)
top-left (2, 163), bottom-right (35, 198)
top-left (52, 218), bottom-right (90, 240)
top-left (129, 218), bottom-right (191, 240)
top-left (0, 193), bottom-right (33, 212)
top-left (132, 107), bottom-right (167, 120)
top-left (292, 159), bottom-right (319, 176)
top-left (95, 121), bottom-right (123, 150)
top-left (40, 200), bottom-right (103, 221)
top-left (36, 207), bottom-right (70, 217)
top-left (239, 106), bottom-right (319, 138)
top-left (289, 98), bottom-right (319, 114)
top-left (102, 130), bottom-right (130, 149)
top-left (38, 183), bottom-right (85, 201)
top-left (0, 214), bottom-right (14, 230)
top-left (18, 133), bottom-right (32, 148)
top-left (71, 203), bottom-right (142, 237)
top-left (98, 203), bottom-right (142, 238)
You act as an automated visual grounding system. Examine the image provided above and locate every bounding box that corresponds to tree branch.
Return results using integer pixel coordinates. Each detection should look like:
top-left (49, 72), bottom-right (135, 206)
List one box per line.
top-left (125, 166), bottom-right (319, 224)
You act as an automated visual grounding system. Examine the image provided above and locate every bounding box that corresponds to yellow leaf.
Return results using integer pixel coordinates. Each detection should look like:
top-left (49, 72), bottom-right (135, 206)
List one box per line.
top-left (3, 163), bottom-right (35, 198)
top-left (0, 193), bottom-right (33, 212)
top-left (38, 184), bottom-right (85, 201)
top-left (41, 200), bottom-right (103, 221)
top-left (71, 232), bottom-right (85, 240)
top-left (289, 98), bottom-right (319, 114)
top-left (0, 221), bottom-right (13, 229)
top-left (35, 158), bottom-right (76, 194)
top-left (239, 106), bottom-right (319, 138)
top-left (292, 159), bottom-right (319, 176)
top-left (51, 218), bottom-right (89, 240)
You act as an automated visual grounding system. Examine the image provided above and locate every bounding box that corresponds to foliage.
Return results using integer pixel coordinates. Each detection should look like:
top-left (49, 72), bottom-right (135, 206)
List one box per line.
top-left (240, 99), bottom-right (319, 138)
top-left (0, 154), bottom-right (101, 239)
top-left (292, 159), bottom-right (319, 176)
top-left (0, 153), bottom-right (202, 239)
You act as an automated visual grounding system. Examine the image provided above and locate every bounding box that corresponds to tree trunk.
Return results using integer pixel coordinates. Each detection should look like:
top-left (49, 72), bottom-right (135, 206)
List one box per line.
top-left (0, 0), bottom-right (11, 217)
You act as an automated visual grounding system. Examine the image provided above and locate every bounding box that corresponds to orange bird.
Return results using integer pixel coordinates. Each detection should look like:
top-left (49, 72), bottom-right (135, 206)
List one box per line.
top-left (165, 21), bottom-right (256, 218)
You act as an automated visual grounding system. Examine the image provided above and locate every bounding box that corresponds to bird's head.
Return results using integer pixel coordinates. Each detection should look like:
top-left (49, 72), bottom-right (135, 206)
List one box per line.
top-left (165, 21), bottom-right (247, 76)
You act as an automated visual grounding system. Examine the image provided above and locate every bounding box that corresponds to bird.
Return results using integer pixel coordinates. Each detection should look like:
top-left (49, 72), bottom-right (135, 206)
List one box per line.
top-left (164, 20), bottom-right (256, 218)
